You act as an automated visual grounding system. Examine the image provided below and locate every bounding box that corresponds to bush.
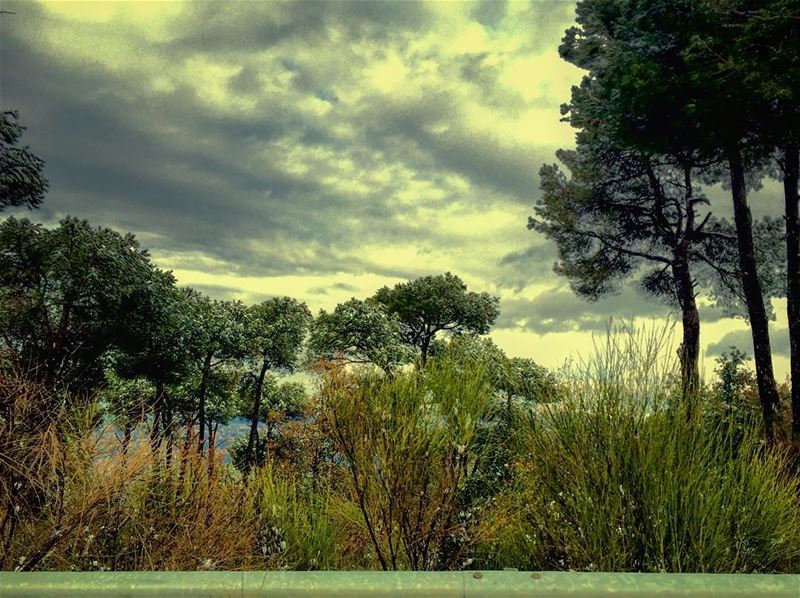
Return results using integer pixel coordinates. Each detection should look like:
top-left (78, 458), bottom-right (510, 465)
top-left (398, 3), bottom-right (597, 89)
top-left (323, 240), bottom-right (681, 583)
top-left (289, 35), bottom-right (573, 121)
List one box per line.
top-left (0, 372), bottom-right (346, 571)
top-left (473, 326), bottom-right (800, 573)
top-left (319, 356), bottom-right (494, 570)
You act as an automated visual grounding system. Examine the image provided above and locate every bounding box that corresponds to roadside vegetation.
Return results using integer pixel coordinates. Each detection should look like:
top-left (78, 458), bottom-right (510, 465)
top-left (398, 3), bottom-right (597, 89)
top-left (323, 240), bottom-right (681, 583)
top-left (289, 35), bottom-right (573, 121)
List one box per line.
top-left (2, 0), bottom-right (799, 574)
top-left (1, 326), bottom-right (798, 572)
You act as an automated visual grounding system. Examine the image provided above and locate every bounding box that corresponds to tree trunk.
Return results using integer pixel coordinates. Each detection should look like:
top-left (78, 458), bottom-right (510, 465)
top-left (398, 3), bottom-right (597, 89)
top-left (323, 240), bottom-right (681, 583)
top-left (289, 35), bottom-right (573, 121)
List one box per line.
top-left (197, 350), bottom-right (213, 453)
top-left (245, 359), bottom-right (269, 471)
top-left (121, 422), bottom-right (133, 456)
top-left (672, 256), bottom-right (700, 402)
top-left (208, 422), bottom-right (219, 480)
top-left (783, 141), bottom-right (800, 443)
top-left (178, 420), bottom-right (194, 485)
top-left (674, 164), bottom-right (701, 403)
top-left (149, 380), bottom-right (164, 452)
top-left (204, 420), bottom-right (214, 477)
top-left (162, 398), bottom-right (174, 469)
top-left (728, 149), bottom-right (782, 444)
top-left (420, 336), bottom-right (430, 368)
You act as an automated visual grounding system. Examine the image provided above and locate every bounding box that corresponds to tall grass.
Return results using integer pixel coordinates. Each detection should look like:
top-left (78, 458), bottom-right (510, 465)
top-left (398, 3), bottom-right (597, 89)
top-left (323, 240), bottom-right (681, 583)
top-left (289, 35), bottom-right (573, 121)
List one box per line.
top-left (319, 356), bottom-right (494, 570)
top-left (473, 325), bottom-right (800, 572)
top-left (3, 326), bottom-right (799, 572)
top-left (0, 373), bottom-right (348, 571)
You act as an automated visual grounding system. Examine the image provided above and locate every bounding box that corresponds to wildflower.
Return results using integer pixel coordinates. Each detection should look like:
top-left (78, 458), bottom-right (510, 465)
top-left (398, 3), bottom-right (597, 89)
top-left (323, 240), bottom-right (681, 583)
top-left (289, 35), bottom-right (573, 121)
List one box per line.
top-left (199, 558), bottom-right (216, 570)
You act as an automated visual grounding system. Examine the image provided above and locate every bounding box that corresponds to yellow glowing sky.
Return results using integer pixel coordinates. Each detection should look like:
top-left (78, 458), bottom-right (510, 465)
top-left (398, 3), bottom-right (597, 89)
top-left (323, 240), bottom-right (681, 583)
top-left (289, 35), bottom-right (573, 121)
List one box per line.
top-left (1, 0), bottom-right (791, 379)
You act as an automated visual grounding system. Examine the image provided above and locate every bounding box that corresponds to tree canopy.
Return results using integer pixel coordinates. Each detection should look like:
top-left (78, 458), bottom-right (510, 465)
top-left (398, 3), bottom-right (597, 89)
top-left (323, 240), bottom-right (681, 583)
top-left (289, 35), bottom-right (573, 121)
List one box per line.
top-left (373, 273), bottom-right (500, 366)
top-left (0, 111), bottom-right (48, 211)
top-left (308, 297), bottom-right (412, 371)
top-left (0, 217), bottom-right (166, 392)
top-left (548, 0), bottom-right (795, 440)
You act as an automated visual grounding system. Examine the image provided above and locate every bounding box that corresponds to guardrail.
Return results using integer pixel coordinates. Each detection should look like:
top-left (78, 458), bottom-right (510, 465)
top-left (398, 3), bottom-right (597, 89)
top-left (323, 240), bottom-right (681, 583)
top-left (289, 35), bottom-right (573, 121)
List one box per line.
top-left (0, 571), bottom-right (798, 597)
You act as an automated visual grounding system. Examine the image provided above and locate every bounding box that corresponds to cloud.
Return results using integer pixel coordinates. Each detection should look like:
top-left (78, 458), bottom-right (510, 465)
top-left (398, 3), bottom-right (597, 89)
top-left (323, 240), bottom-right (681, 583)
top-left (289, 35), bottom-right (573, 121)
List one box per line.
top-left (495, 285), bottom-right (675, 334)
top-left (706, 328), bottom-right (790, 358)
top-left (4, 1), bottom-right (789, 378)
top-left (2, 0), bottom-right (582, 286)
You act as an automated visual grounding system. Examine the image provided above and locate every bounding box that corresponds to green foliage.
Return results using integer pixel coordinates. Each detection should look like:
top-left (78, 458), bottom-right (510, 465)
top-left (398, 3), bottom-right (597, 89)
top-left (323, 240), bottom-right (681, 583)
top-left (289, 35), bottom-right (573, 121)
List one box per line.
top-left (112, 284), bottom-right (199, 387)
top-left (0, 110), bottom-right (48, 211)
top-left (241, 298), bottom-right (311, 469)
top-left (247, 297), bottom-right (312, 370)
top-left (98, 371), bottom-right (153, 431)
top-left (245, 465), bottom-right (337, 570)
top-left (320, 354), bottom-right (494, 570)
top-left (706, 348), bottom-right (764, 450)
top-left (549, 0), bottom-right (791, 433)
top-left (0, 217), bottom-right (167, 392)
top-left (473, 327), bottom-right (800, 573)
top-left (551, 0), bottom-right (787, 309)
top-left (432, 333), bottom-right (560, 404)
top-left (186, 294), bottom-right (248, 366)
top-left (373, 272), bottom-right (500, 365)
top-left (308, 298), bottom-right (412, 371)
top-left (232, 375), bottom-right (309, 471)
top-left (173, 364), bottom-right (242, 426)
top-left (702, 216), bottom-right (787, 321)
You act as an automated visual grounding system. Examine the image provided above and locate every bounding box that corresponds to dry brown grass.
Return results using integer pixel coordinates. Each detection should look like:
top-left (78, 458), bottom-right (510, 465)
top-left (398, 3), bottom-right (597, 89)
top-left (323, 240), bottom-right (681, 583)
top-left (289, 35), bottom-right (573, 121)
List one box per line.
top-left (0, 371), bottom-right (365, 571)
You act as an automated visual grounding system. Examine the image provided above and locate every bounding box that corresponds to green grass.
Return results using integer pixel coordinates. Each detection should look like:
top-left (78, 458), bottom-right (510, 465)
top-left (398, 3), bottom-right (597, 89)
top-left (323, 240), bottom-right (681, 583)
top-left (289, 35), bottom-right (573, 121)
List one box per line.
top-left (472, 325), bottom-right (800, 573)
top-left (3, 325), bottom-right (799, 572)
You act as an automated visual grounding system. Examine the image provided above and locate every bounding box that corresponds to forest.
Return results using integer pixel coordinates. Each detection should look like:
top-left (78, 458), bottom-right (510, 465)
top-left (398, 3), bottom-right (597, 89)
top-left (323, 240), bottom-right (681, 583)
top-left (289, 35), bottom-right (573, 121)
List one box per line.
top-left (1, 0), bottom-right (800, 574)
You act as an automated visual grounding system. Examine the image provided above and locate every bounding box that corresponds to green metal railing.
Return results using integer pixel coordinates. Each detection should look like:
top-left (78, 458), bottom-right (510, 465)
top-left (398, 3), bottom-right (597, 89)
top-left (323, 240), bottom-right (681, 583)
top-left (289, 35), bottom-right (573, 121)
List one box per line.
top-left (0, 572), bottom-right (797, 597)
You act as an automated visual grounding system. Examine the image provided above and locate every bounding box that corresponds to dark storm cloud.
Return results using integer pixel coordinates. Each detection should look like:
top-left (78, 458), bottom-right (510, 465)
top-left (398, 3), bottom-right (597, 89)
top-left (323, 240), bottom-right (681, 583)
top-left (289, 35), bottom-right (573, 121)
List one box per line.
top-left (1, 0), bottom-right (579, 291)
top-left (495, 283), bottom-right (729, 335)
top-left (495, 286), bottom-right (672, 334)
top-left (491, 241), bottom-right (560, 292)
top-left (307, 281), bottom-right (360, 295)
top-left (0, 11), bottom-right (430, 278)
top-left (165, 1), bottom-right (435, 55)
top-left (359, 95), bottom-right (550, 201)
top-left (707, 328), bottom-right (790, 358)
top-left (472, 0), bottom-right (508, 28)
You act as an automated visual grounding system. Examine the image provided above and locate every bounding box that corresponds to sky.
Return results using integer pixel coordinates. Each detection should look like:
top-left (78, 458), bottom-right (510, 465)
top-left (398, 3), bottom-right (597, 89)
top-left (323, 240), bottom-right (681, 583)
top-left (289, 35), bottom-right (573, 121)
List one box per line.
top-left (0, 0), bottom-right (792, 380)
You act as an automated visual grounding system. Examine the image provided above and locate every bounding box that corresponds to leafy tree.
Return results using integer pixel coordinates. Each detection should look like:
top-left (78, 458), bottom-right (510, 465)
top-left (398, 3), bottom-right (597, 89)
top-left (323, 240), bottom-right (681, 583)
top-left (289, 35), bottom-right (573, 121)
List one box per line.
top-left (431, 333), bottom-right (508, 393)
top-left (0, 217), bottom-right (162, 393)
top-left (432, 333), bottom-right (558, 407)
top-left (233, 375), bottom-right (308, 470)
top-left (0, 111), bottom-right (48, 211)
top-left (99, 370), bottom-right (153, 454)
top-left (533, 144), bottom-right (703, 394)
top-left (710, 348), bottom-right (762, 450)
top-left (308, 298), bottom-right (412, 372)
top-left (718, 0), bottom-right (800, 441)
top-left (243, 297), bottom-right (312, 471)
top-left (504, 356), bottom-right (562, 405)
top-left (184, 293), bottom-right (248, 452)
top-left (373, 273), bottom-right (500, 366)
top-left (531, 137), bottom-right (782, 397)
top-left (558, 0), bottom-right (784, 440)
top-left (113, 284), bottom-right (200, 457)
top-left (171, 362), bottom-right (242, 461)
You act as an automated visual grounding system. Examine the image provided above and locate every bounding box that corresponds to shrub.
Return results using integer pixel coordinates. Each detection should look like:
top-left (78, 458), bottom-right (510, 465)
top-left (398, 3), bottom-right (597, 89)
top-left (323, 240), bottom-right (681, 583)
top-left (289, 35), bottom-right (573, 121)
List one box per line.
top-left (473, 326), bottom-right (800, 573)
top-left (0, 372), bottom-right (343, 571)
top-left (319, 356), bottom-right (494, 570)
